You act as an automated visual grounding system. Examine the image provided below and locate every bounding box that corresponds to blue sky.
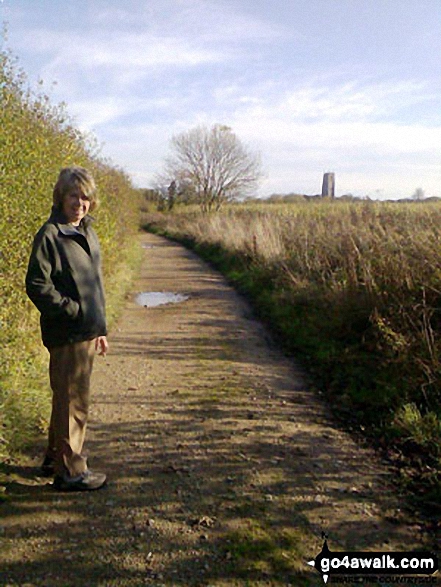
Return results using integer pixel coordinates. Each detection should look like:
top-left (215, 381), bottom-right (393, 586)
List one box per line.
top-left (1, 0), bottom-right (440, 198)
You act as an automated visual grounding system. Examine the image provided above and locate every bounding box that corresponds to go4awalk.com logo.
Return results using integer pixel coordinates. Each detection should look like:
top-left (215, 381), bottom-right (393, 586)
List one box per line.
top-left (307, 535), bottom-right (438, 584)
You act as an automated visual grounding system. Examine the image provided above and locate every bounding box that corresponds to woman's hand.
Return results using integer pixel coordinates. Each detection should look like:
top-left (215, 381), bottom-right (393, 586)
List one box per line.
top-left (95, 336), bottom-right (109, 356)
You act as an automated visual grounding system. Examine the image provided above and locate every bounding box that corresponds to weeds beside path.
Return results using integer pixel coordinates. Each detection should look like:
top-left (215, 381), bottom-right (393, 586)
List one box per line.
top-left (0, 232), bottom-right (437, 586)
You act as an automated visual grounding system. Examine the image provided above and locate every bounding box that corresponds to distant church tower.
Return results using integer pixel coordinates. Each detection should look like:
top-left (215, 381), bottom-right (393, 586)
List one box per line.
top-left (322, 172), bottom-right (335, 198)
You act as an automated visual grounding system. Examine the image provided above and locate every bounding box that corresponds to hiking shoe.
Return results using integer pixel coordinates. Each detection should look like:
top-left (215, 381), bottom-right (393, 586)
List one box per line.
top-left (53, 469), bottom-right (107, 491)
top-left (41, 455), bottom-right (55, 477)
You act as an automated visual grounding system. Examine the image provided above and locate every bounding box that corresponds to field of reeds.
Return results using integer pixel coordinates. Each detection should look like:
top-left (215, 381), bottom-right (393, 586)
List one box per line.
top-left (143, 199), bottom-right (441, 499)
top-left (0, 49), bottom-right (142, 459)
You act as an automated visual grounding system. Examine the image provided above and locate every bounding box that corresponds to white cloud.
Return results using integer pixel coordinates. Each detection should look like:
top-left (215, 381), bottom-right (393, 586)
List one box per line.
top-left (221, 79), bottom-right (441, 197)
top-left (215, 78), bottom-right (435, 123)
top-left (68, 95), bottom-right (175, 130)
top-left (13, 0), bottom-right (283, 76)
top-left (6, 0), bottom-right (440, 199)
top-left (93, 0), bottom-right (285, 43)
top-left (26, 30), bottom-right (225, 77)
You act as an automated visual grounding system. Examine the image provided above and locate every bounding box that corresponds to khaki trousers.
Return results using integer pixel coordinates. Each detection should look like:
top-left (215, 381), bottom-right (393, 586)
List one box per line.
top-left (46, 339), bottom-right (96, 477)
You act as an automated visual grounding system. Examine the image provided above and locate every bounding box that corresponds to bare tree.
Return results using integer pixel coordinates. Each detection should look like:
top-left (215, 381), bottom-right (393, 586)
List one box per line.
top-left (162, 124), bottom-right (262, 212)
top-left (412, 187), bottom-right (425, 201)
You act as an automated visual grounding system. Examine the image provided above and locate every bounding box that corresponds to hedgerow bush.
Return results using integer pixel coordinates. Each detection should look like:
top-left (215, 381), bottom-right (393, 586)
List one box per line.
top-left (0, 48), bottom-right (141, 458)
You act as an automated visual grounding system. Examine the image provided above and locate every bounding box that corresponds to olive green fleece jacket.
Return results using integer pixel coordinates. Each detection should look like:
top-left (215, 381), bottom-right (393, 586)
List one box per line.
top-left (26, 207), bottom-right (107, 348)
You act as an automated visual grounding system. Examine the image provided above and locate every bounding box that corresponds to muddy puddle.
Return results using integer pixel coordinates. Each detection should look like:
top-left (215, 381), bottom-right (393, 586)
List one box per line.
top-left (135, 292), bottom-right (189, 308)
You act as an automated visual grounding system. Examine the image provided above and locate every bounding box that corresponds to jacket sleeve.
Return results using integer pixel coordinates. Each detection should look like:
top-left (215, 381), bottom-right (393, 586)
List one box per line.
top-left (25, 231), bottom-right (80, 319)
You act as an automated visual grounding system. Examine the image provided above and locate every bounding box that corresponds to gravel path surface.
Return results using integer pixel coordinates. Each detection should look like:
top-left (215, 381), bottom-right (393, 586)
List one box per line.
top-left (0, 232), bottom-right (437, 586)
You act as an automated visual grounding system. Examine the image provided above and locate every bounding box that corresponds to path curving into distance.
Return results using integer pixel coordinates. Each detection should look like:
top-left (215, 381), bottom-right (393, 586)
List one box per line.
top-left (0, 232), bottom-right (435, 586)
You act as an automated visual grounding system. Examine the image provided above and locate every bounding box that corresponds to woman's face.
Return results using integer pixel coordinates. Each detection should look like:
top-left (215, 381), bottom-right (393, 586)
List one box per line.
top-left (62, 189), bottom-right (91, 225)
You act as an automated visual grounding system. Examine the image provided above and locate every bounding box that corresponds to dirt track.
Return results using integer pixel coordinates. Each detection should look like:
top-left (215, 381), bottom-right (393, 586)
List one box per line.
top-left (0, 232), bottom-right (437, 586)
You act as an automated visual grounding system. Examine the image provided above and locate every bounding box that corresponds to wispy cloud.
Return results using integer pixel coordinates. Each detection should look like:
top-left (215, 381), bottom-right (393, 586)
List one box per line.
top-left (23, 29), bottom-right (225, 77)
top-left (93, 0), bottom-right (285, 43)
top-left (68, 95), bottom-right (177, 130)
top-left (5, 0), bottom-right (440, 198)
top-left (13, 0), bottom-right (283, 75)
top-left (214, 78), bottom-right (437, 123)
top-left (212, 78), bottom-right (441, 197)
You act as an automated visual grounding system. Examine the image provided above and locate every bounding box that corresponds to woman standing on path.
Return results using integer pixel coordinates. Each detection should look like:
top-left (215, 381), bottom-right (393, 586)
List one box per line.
top-left (26, 166), bottom-right (108, 491)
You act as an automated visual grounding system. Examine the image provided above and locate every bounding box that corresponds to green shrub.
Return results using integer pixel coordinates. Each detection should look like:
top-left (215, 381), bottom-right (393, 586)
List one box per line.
top-left (0, 47), bottom-right (141, 459)
top-left (393, 403), bottom-right (441, 456)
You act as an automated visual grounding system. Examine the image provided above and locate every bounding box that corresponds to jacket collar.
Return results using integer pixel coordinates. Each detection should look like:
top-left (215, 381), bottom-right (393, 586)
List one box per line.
top-left (49, 206), bottom-right (94, 235)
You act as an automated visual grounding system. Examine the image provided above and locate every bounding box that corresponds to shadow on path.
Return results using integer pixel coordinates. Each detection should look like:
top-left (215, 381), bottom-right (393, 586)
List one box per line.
top-left (1, 233), bottom-right (436, 587)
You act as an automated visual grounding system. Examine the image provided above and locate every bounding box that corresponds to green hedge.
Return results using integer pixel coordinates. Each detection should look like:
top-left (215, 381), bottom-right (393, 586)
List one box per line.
top-left (0, 48), bottom-right (141, 458)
